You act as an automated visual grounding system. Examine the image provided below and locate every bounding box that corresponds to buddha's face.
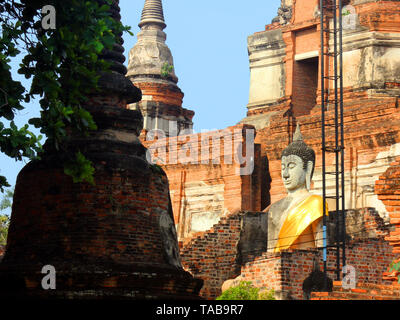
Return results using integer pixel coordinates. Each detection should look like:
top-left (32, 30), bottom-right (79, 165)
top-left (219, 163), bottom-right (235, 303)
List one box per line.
top-left (281, 154), bottom-right (307, 192)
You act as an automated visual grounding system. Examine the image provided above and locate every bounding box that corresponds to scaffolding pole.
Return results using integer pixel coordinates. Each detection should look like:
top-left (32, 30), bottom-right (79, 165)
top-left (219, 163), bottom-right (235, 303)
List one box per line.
top-left (320, 0), bottom-right (346, 282)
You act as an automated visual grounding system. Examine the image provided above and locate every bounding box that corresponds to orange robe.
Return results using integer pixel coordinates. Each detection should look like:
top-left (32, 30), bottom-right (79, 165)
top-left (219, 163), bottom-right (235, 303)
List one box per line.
top-left (274, 195), bottom-right (328, 253)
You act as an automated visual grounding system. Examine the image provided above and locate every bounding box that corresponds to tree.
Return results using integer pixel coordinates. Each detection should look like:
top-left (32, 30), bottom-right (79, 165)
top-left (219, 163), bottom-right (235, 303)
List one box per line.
top-left (0, 188), bottom-right (13, 246)
top-left (0, 0), bottom-right (132, 191)
top-left (0, 187), bottom-right (13, 211)
top-left (0, 214), bottom-right (9, 246)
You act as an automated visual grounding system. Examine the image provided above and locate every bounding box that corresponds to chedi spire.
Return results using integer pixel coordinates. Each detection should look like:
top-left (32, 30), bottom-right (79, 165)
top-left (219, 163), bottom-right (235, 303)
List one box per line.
top-left (139, 0), bottom-right (166, 29)
top-left (127, 0), bottom-right (177, 84)
top-left (126, 0), bottom-right (195, 137)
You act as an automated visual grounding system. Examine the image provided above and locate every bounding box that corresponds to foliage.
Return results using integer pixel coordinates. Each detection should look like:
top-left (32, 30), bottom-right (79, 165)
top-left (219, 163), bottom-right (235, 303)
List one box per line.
top-left (64, 151), bottom-right (95, 185)
top-left (0, 188), bottom-right (13, 245)
top-left (389, 260), bottom-right (400, 284)
top-left (342, 9), bottom-right (351, 16)
top-left (258, 288), bottom-right (276, 300)
top-left (0, 187), bottom-right (13, 211)
top-left (216, 281), bottom-right (259, 301)
top-left (0, 214), bottom-right (10, 246)
top-left (0, 0), bottom-right (133, 189)
top-left (0, 17), bottom-right (43, 191)
top-left (161, 62), bottom-right (173, 78)
top-left (216, 281), bottom-right (276, 300)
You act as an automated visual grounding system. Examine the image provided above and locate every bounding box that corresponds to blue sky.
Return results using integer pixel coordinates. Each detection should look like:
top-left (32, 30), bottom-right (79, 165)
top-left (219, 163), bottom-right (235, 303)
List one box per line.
top-left (0, 0), bottom-right (281, 212)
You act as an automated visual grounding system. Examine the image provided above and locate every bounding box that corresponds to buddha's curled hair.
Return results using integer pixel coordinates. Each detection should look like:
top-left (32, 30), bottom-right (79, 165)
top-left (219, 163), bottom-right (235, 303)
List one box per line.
top-left (281, 124), bottom-right (316, 178)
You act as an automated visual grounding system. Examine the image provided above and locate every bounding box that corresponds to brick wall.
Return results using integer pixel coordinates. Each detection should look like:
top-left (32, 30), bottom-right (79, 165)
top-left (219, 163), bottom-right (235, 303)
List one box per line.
top-left (375, 156), bottom-right (400, 283)
top-left (312, 282), bottom-right (400, 300)
top-left (253, 94), bottom-right (400, 207)
top-left (293, 0), bottom-right (319, 24)
top-left (133, 82), bottom-right (184, 107)
top-left (143, 124), bottom-right (262, 241)
top-left (240, 238), bottom-right (396, 300)
top-left (292, 58), bottom-right (319, 117)
top-left (1, 160), bottom-right (177, 280)
top-left (294, 27), bottom-right (319, 55)
top-left (0, 105), bottom-right (203, 299)
top-left (180, 208), bottom-right (395, 300)
top-left (180, 213), bottom-right (242, 299)
top-left (357, 1), bottom-right (400, 33)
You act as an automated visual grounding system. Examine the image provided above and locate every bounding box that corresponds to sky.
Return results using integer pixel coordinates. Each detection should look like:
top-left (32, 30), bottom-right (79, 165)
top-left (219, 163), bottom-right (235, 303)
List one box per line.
top-left (0, 0), bottom-right (281, 213)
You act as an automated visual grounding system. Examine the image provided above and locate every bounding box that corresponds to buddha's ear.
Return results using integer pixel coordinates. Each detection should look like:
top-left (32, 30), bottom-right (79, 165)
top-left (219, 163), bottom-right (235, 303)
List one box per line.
top-left (306, 160), bottom-right (313, 190)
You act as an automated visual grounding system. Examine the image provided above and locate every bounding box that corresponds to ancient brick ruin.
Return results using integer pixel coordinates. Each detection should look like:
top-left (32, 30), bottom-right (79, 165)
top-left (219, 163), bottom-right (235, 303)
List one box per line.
top-left (129, 0), bottom-right (400, 299)
top-left (1, 0), bottom-right (399, 301)
top-left (0, 0), bottom-right (202, 299)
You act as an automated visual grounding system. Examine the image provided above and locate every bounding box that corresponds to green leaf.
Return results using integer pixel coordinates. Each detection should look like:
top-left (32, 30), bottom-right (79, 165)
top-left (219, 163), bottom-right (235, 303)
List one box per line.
top-left (389, 261), bottom-right (400, 272)
top-left (92, 41), bottom-right (104, 53)
top-left (64, 152), bottom-right (95, 185)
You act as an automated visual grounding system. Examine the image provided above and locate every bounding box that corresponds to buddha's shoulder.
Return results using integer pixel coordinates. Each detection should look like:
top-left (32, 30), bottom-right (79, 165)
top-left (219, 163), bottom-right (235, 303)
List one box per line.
top-left (264, 197), bottom-right (291, 214)
top-left (263, 194), bottom-right (324, 213)
top-left (307, 194), bottom-right (324, 205)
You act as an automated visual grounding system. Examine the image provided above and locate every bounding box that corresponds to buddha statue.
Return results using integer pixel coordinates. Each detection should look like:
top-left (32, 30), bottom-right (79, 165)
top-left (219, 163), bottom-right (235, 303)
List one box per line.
top-left (264, 124), bottom-right (327, 253)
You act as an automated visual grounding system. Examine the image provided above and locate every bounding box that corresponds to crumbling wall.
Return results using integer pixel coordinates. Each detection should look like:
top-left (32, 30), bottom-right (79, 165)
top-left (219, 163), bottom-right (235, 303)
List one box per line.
top-left (180, 213), bottom-right (242, 299)
top-left (239, 238), bottom-right (395, 300)
top-left (180, 207), bottom-right (394, 300)
top-left (375, 156), bottom-right (400, 283)
top-left (143, 124), bottom-right (262, 241)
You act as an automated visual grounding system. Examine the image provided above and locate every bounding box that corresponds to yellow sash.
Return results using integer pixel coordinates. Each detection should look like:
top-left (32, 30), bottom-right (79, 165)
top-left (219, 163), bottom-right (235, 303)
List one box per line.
top-left (274, 195), bottom-right (327, 253)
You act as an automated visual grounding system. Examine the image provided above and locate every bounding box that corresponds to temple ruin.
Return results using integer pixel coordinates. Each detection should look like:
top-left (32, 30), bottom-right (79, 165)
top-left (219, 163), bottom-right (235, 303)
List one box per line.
top-left (129, 0), bottom-right (400, 299)
top-left (0, 0), bottom-right (399, 300)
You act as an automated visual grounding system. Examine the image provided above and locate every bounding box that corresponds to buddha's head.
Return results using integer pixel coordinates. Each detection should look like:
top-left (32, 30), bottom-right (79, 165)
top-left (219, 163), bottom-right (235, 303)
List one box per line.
top-left (281, 124), bottom-right (315, 193)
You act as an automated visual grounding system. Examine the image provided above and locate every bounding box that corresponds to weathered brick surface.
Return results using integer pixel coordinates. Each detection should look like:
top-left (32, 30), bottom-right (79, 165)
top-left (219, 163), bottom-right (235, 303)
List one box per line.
top-left (357, 1), bottom-right (400, 32)
top-left (239, 239), bottom-right (396, 300)
top-left (134, 82), bottom-right (184, 107)
top-left (0, 105), bottom-right (203, 299)
top-left (179, 0), bottom-right (400, 300)
top-left (143, 124), bottom-right (262, 241)
top-left (375, 156), bottom-right (400, 283)
top-left (4, 162), bottom-right (169, 268)
top-left (292, 57), bottom-right (319, 117)
top-left (344, 208), bottom-right (392, 242)
top-left (180, 209), bottom-right (395, 300)
top-left (250, 0), bottom-right (400, 205)
top-left (180, 213), bottom-right (242, 299)
top-left (255, 95), bottom-right (400, 205)
top-left (311, 282), bottom-right (400, 300)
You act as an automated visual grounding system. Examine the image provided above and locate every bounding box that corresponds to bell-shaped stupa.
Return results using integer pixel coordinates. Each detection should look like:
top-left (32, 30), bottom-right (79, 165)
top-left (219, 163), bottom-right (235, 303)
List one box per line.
top-left (127, 0), bottom-right (195, 138)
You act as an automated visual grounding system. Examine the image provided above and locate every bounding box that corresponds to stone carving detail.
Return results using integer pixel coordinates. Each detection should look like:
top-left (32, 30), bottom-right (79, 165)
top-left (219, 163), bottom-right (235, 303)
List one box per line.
top-left (159, 210), bottom-right (182, 268)
top-left (272, 5), bottom-right (293, 25)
